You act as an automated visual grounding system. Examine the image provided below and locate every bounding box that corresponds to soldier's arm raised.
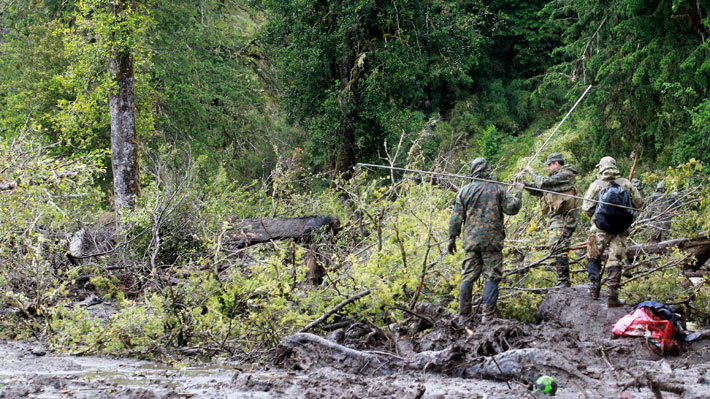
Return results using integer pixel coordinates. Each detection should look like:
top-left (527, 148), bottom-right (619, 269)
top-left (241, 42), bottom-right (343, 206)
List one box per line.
top-left (533, 171), bottom-right (570, 190)
top-left (628, 181), bottom-right (644, 209)
top-left (523, 181), bottom-right (543, 197)
top-left (502, 185), bottom-right (523, 215)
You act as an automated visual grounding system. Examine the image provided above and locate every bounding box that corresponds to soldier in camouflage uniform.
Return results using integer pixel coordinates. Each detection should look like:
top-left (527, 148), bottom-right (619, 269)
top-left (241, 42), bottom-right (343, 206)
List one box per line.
top-left (523, 152), bottom-right (579, 287)
top-left (448, 157), bottom-right (524, 320)
top-left (582, 156), bottom-right (644, 307)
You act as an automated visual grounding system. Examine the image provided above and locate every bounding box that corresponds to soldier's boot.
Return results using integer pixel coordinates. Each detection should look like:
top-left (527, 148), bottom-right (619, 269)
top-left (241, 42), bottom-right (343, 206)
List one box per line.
top-left (606, 266), bottom-right (625, 307)
top-left (481, 280), bottom-right (499, 323)
top-left (481, 304), bottom-right (497, 323)
top-left (587, 258), bottom-right (602, 299)
top-left (554, 256), bottom-right (571, 288)
top-left (458, 279), bottom-right (474, 317)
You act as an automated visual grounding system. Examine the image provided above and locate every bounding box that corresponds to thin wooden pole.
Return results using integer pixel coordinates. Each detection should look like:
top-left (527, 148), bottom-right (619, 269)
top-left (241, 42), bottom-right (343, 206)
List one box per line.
top-left (524, 84), bottom-right (593, 170)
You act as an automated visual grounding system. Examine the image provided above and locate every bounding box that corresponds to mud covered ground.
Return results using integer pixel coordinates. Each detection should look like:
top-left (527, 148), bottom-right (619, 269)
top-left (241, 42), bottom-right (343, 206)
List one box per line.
top-left (3, 286), bottom-right (710, 398)
top-left (0, 340), bottom-right (551, 398)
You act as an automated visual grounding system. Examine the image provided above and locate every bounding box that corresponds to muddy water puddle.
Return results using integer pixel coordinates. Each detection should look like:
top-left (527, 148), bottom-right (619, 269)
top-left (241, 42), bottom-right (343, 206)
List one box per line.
top-left (0, 341), bottom-right (236, 398)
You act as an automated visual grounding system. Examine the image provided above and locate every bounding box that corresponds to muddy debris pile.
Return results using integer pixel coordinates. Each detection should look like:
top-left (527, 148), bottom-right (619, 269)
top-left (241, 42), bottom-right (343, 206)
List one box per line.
top-left (274, 286), bottom-right (710, 398)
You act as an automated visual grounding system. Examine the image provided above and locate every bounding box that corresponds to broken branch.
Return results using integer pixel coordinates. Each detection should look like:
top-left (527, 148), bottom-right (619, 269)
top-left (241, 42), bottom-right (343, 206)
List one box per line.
top-left (298, 289), bottom-right (371, 333)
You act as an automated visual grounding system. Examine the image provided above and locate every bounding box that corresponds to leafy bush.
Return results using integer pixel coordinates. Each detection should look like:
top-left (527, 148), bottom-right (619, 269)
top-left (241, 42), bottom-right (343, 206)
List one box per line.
top-left (3, 133), bottom-right (710, 357)
top-left (0, 134), bottom-right (104, 337)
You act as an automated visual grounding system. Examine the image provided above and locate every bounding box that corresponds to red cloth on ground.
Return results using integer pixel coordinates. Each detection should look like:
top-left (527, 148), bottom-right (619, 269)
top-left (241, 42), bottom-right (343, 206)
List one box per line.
top-left (612, 307), bottom-right (678, 352)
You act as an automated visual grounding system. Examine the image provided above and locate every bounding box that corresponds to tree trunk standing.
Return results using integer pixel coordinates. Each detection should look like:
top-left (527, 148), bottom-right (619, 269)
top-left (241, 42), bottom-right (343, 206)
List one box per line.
top-left (108, 48), bottom-right (140, 220)
top-left (333, 34), bottom-right (357, 179)
top-left (334, 112), bottom-right (356, 180)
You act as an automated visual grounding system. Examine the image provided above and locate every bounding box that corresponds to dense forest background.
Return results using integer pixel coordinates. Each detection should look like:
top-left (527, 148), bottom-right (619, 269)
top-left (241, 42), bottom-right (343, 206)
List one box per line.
top-left (1, 0), bottom-right (709, 358)
top-left (3, 0), bottom-right (709, 181)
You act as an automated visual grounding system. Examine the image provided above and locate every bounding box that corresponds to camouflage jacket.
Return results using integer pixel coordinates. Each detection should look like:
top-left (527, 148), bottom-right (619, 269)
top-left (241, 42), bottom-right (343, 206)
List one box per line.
top-left (448, 181), bottom-right (522, 251)
top-left (582, 166), bottom-right (644, 229)
top-left (526, 165), bottom-right (579, 217)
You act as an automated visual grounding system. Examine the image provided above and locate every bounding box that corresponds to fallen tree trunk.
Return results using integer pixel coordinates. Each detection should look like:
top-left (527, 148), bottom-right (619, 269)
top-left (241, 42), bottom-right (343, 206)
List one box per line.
top-left (67, 215), bottom-right (340, 265)
top-left (627, 232), bottom-right (710, 269)
top-left (276, 332), bottom-right (593, 384)
top-left (225, 215), bottom-right (340, 248)
top-left (567, 233), bottom-right (710, 268)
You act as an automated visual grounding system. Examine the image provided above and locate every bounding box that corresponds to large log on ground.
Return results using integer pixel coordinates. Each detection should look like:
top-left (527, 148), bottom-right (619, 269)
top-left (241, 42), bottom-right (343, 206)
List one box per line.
top-left (627, 232), bottom-right (710, 269)
top-left (225, 215), bottom-right (340, 248)
top-left (276, 332), bottom-right (593, 384)
top-left (67, 214), bottom-right (118, 264)
top-left (569, 232), bottom-right (710, 268)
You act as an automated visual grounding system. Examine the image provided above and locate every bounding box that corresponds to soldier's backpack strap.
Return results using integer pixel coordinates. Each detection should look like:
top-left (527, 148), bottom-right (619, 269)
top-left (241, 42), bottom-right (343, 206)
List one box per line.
top-left (597, 179), bottom-right (611, 189)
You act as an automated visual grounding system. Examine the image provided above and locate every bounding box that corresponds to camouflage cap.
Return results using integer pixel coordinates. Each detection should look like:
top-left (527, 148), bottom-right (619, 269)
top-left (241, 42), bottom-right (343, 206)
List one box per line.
top-left (595, 156), bottom-right (617, 170)
top-left (543, 152), bottom-right (565, 165)
top-left (470, 157), bottom-right (490, 176)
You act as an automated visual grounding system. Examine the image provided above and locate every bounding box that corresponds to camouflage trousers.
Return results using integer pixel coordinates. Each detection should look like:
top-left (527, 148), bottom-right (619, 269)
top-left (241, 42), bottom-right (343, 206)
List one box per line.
top-left (587, 229), bottom-right (627, 268)
top-left (461, 250), bottom-right (503, 284)
top-left (547, 212), bottom-right (577, 256)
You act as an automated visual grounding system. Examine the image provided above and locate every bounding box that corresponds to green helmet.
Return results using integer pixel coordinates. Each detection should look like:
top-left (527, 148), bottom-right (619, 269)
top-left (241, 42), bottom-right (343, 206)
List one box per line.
top-left (534, 375), bottom-right (557, 396)
top-left (470, 157), bottom-right (490, 177)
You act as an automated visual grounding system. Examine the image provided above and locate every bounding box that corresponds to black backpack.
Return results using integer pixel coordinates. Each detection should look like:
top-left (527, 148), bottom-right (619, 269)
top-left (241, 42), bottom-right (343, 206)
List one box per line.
top-left (594, 180), bottom-right (634, 234)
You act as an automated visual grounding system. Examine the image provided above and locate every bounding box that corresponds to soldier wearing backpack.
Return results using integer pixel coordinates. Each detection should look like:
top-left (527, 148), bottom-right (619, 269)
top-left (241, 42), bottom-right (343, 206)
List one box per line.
top-left (524, 152), bottom-right (579, 287)
top-left (582, 156), bottom-right (644, 307)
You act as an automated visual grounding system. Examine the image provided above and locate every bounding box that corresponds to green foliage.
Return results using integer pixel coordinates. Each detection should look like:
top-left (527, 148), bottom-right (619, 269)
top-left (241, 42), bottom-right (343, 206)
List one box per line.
top-left (259, 0), bottom-right (493, 171)
top-left (90, 275), bottom-right (124, 302)
top-left (0, 2), bottom-right (73, 140)
top-left (0, 134), bottom-right (104, 337)
top-left (642, 159), bottom-right (710, 235)
top-left (50, 295), bottom-right (167, 357)
top-left (0, 0), bottom-right (279, 184)
top-left (3, 139), bottom-right (709, 356)
top-left (673, 99), bottom-right (710, 167)
top-left (540, 0), bottom-right (710, 169)
top-left (2, 0), bottom-right (710, 361)
top-left (624, 261), bottom-right (685, 303)
top-left (477, 124), bottom-right (504, 163)
top-left (55, 0), bottom-right (156, 148)
top-left (347, 179), bottom-right (455, 316)
top-left (50, 306), bottom-right (103, 352)
top-left (149, 0), bottom-right (280, 179)
top-left (502, 290), bottom-right (540, 324)
top-left (487, 0), bottom-right (566, 79)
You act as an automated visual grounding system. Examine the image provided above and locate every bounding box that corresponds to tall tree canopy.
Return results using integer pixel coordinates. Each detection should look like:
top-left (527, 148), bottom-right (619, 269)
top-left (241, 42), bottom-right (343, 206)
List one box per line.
top-left (259, 0), bottom-right (495, 175)
top-left (540, 0), bottom-right (710, 168)
top-left (2, 0), bottom-right (709, 187)
top-left (150, 0), bottom-right (279, 177)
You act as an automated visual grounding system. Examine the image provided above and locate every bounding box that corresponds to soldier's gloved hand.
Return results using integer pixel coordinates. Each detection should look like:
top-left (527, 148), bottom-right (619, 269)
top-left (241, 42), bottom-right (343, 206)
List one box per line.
top-left (447, 239), bottom-right (457, 255)
top-left (514, 182), bottom-right (524, 192)
top-left (524, 166), bottom-right (536, 176)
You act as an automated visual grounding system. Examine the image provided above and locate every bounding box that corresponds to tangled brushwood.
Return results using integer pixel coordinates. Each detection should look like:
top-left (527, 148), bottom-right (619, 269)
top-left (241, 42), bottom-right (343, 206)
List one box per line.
top-left (1, 135), bottom-right (710, 363)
